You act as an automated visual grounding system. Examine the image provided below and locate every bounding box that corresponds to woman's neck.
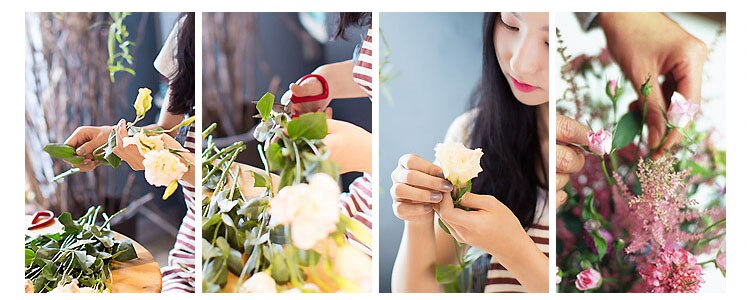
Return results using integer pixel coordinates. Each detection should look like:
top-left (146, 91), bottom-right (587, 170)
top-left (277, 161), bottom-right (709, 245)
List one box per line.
top-left (536, 102), bottom-right (549, 183)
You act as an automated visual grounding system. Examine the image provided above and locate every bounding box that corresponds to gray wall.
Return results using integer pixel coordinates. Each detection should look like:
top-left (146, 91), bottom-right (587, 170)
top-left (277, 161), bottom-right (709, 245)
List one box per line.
top-left (379, 12), bottom-right (484, 292)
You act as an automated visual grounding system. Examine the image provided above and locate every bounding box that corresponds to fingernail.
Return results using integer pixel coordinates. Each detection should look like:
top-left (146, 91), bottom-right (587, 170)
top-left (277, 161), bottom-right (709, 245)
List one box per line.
top-left (423, 204), bottom-right (432, 212)
top-left (75, 148), bottom-right (85, 156)
top-left (436, 171), bottom-right (445, 179)
top-left (430, 192), bottom-right (442, 202)
top-left (442, 181), bottom-right (453, 192)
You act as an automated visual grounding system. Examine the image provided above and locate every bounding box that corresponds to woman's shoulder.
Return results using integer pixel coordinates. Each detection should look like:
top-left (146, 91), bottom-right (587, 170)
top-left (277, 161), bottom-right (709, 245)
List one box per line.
top-left (443, 109), bottom-right (478, 146)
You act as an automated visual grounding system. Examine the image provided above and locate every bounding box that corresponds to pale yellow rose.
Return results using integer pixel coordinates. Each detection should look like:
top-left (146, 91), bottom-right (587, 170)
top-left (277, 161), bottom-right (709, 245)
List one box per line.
top-left (239, 272), bottom-right (277, 293)
top-left (434, 142), bottom-right (483, 185)
top-left (142, 149), bottom-right (188, 187)
top-left (334, 244), bottom-right (372, 292)
top-left (269, 173), bottom-right (341, 250)
top-left (123, 130), bottom-right (164, 156)
top-left (134, 88), bottom-right (153, 117)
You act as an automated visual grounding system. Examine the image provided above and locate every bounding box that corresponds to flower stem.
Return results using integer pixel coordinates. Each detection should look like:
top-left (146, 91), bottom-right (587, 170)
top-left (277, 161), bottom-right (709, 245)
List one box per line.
top-left (601, 157), bottom-right (614, 185)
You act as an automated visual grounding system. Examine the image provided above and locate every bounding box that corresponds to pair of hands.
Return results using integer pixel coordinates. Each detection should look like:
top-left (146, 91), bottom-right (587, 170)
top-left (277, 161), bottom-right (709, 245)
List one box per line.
top-left (390, 154), bottom-right (525, 255)
top-left (556, 13), bottom-right (709, 208)
top-left (63, 119), bottom-right (185, 172)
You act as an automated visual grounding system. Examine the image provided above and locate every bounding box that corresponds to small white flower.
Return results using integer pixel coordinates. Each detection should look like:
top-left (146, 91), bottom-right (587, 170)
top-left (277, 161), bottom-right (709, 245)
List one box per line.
top-left (142, 149), bottom-right (188, 187)
top-left (269, 173), bottom-right (341, 250)
top-left (335, 244), bottom-right (372, 292)
top-left (434, 142), bottom-right (483, 185)
top-left (133, 88), bottom-right (153, 117)
top-left (239, 272), bottom-right (277, 293)
top-left (123, 131), bottom-right (164, 156)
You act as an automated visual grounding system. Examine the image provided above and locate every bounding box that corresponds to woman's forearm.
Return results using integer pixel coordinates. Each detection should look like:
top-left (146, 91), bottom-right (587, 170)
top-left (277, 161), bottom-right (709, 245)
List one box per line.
top-left (489, 233), bottom-right (549, 293)
top-left (391, 219), bottom-right (441, 292)
top-left (313, 60), bottom-right (369, 99)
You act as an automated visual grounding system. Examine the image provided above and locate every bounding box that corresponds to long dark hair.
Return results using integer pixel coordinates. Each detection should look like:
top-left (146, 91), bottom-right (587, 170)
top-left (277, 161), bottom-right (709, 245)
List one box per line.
top-left (167, 12), bottom-right (194, 114)
top-left (469, 12), bottom-right (547, 230)
top-left (333, 12), bottom-right (371, 40)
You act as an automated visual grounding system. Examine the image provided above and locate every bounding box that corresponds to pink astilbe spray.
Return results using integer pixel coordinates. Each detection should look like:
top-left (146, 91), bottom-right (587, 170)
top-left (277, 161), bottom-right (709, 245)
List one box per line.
top-left (639, 246), bottom-right (703, 292)
top-left (612, 157), bottom-right (703, 254)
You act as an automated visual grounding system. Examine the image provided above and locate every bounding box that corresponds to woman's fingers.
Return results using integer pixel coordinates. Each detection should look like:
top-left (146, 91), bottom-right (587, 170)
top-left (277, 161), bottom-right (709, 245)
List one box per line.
top-left (398, 154), bottom-right (444, 178)
top-left (390, 183), bottom-right (443, 204)
top-left (557, 115), bottom-right (590, 145)
top-left (392, 201), bottom-right (432, 219)
top-left (391, 167), bottom-right (452, 192)
top-left (113, 119), bottom-right (127, 154)
top-left (556, 173), bottom-right (570, 191)
top-left (556, 144), bottom-right (585, 174)
top-left (455, 193), bottom-right (494, 211)
top-left (433, 192), bottom-right (472, 227)
top-left (556, 190), bottom-right (568, 209)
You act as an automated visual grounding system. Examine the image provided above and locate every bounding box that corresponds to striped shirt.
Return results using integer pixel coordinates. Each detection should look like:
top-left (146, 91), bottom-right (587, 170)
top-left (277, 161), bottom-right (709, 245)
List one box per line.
top-left (444, 110), bottom-right (549, 293)
top-left (352, 27), bottom-right (373, 97)
top-left (154, 16), bottom-right (195, 293)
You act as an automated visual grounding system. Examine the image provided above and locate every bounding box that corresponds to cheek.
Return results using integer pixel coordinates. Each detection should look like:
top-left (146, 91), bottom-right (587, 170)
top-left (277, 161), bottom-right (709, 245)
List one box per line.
top-left (494, 30), bottom-right (514, 71)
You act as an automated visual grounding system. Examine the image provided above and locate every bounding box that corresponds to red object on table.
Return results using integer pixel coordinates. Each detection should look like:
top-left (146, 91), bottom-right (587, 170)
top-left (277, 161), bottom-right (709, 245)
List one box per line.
top-left (28, 210), bottom-right (55, 230)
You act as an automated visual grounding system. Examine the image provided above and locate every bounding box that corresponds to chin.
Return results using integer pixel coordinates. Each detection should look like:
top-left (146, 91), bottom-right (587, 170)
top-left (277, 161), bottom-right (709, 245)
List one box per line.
top-left (511, 90), bottom-right (548, 106)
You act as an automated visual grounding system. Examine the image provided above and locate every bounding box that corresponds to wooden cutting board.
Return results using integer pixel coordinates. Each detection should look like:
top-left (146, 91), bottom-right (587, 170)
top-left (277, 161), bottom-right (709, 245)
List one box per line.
top-left (26, 216), bottom-right (162, 293)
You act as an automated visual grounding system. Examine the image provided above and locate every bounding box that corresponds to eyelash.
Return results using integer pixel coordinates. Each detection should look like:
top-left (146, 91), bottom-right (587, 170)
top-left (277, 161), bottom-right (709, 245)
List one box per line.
top-left (499, 17), bottom-right (519, 32)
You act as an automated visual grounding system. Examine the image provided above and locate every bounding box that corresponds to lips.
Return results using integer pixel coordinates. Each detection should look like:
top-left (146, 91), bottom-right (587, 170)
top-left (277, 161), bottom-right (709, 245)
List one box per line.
top-left (511, 77), bottom-right (537, 93)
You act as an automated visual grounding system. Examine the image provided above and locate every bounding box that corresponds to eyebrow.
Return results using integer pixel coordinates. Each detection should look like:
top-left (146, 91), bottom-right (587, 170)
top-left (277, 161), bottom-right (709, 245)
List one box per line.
top-left (510, 12), bottom-right (548, 31)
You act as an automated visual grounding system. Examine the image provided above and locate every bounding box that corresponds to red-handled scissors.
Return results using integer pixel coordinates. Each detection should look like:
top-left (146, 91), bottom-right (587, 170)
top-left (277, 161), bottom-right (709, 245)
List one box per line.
top-left (28, 210), bottom-right (55, 230)
top-left (290, 74), bottom-right (329, 104)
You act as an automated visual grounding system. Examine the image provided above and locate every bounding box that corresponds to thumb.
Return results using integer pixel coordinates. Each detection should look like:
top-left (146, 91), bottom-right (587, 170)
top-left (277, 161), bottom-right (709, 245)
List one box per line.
top-left (457, 192), bottom-right (495, 211)
top-left (290, 81), bottom-right (320, 97)
top-left (75, 140), bottom-right (100, 157)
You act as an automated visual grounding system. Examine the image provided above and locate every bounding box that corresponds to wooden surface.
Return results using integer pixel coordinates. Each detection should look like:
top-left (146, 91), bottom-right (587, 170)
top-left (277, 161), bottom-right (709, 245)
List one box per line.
top-left (26, 216), bottom-right (162, 293)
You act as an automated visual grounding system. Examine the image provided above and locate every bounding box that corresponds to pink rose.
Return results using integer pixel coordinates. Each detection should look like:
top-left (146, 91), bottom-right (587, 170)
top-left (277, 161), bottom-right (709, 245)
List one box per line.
top-left (606, 79), bottom-right (618, 99)
top-left (575, 267), bottom-right (602, 291)
top-left (667, 92), bottom-right (699, 128)
top-left (587, 129), bottom-right (612, 156)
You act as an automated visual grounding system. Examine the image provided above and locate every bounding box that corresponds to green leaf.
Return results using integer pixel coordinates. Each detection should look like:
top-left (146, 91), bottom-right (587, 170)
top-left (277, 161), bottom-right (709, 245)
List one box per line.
top-left (25, 249), bottom-right (35, 267)
top-left (265, 142), bottom-right (284, 172)
top-left (582, 193), bottom-right (602, 222)
top-left (592, 230), bottom-right (608, 260)
top-left (104, 129), bottom-right (122, 168)
top-left (252, 171), bottom-right (269, 188)
top-left (112, 240), bottom-right (137, 261)
top-left (256, 92), bottom-right (275, 120)
top-left (286, 112), bottom-right (327, 140)
top-left (43, 143), bottom-right (77, 158)
top-left (278, 165), bottom-right (295, 190)
top-left (435, 264), bottom-right (462, 284)
top-left (437, 218), bottom-right (450, 234)
top-left (612, 111), bottom-right (641, 150)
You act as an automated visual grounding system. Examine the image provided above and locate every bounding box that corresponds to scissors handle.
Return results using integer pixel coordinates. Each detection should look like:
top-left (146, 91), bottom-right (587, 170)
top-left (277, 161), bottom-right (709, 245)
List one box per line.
top-left (28, 210), bottom-right (55, 230)
top-left (290, 74), bottom-right (329, 104)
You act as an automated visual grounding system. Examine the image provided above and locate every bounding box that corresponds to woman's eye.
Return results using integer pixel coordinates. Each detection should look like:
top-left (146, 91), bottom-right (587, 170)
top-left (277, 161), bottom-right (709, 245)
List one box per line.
top-left (499, 18), bottom-right (519, 32)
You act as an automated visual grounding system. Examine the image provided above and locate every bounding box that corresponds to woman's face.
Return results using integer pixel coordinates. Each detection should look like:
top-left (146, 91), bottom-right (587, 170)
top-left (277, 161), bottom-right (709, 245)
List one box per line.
top-left (494, 12), bottom-right (549, 106)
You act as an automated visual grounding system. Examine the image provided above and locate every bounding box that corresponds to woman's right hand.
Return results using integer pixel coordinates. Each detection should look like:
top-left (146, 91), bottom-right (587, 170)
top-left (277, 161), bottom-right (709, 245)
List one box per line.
top-left (390, 154), bottom-right (453, 223)
top-left (63, 125), bottom-right (113, 172)
top-left (280, 75), bottom-right (333, 115)
top-left (555, 115), bottom-right (588, 209)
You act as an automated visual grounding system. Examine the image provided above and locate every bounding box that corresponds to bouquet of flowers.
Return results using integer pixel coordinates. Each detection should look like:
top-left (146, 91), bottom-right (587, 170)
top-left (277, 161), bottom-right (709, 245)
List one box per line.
top-left (556, 29), bottom-right (726, 293)
top-left (201, 93), bottom-right (371, 293)
top-left (43, 88), bottom-right (195, 200)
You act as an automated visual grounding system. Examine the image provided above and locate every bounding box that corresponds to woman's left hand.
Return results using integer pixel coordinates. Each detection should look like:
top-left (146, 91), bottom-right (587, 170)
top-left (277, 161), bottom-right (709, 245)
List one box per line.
top-left (433, 192), bottom-right (527, 258)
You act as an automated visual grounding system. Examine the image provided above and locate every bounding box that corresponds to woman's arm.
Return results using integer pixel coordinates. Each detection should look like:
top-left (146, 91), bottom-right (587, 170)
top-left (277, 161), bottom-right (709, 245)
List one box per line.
top-left (392, 216), bottom-right (441, 292)
top-left (489, 232), bottom-right (549, 293)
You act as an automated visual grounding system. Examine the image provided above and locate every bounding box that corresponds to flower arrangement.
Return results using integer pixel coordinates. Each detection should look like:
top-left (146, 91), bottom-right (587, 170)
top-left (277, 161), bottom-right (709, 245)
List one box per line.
top-left (433, 142), bottom-right (485, 293)
top-left (556, 29), bottom-right (726, 293)
top-left (201, 93), bottom-right (371, 293)
top-left (43, 88), bottom-right (195, 200)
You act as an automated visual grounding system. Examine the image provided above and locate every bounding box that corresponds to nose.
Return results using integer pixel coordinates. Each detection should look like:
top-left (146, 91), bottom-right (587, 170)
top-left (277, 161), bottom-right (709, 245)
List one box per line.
top-left (509, 33), bottom-right (543, 78)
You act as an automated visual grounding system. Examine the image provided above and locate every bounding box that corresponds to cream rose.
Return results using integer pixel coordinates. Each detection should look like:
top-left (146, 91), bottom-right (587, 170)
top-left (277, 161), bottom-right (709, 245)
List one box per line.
top-left (334, 244), bottom-right (372, 292)
top-left (123, 131), bottom-right (164, 156)
top-left (142, 149), bottom-right (188, 187)
top-left (239, 272), bottom-right (277, 293)
top-left (133, 88), bottom-right (153, 117)
top-left (269, 173), bottom-right (341, 250)
top-left (434, 142), bottom-right (483, 185)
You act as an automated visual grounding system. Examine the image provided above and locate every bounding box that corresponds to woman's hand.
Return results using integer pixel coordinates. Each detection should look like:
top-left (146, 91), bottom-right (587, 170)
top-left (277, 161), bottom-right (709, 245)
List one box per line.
top-left (63, 125), bottom-right (113, 171)
top-left (390, 154), bottom-right (453, 223)
top-left (281, 75), bottom-right (333, 115)
top-left (322, 119), bottom-right (372, 174)
top-left (433, 192), bottom-right (527, 256)
top-left (555, 115), bottom-right (588, 209)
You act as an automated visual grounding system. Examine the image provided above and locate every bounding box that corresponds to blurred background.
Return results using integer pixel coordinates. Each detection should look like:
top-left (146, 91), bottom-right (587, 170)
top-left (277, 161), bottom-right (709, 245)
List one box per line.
top-left (378, 12), bottom-right (484, 292)
top-left (25, 12), bottom-right (189, 266)
top-left (556, 12), bottom-right (726, 292)
top-left (201, 12), bottom-right (372, 190)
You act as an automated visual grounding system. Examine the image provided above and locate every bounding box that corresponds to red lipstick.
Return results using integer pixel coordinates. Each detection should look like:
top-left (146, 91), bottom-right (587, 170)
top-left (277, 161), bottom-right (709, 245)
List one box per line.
top-left (511, 77), bottom-right (537, 93)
